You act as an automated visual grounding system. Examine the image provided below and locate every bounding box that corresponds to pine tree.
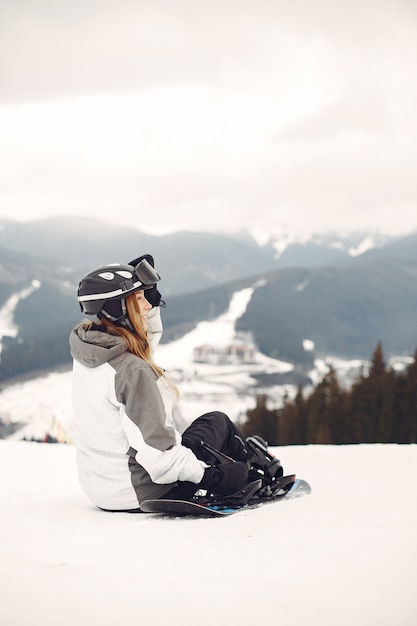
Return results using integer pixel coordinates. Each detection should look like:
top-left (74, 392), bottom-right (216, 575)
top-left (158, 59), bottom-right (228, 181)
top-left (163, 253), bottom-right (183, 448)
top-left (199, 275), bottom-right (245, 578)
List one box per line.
top-left (400, 349), bottom-right (417, 442)
top-left (348, 343), bottom-right (389, 442)
top-left (278, 386), bottom-right (308, 445)
top-left (245, 343), bottom-right (417, 445)
top-left (242, 394), bottom-right (280, 445)
top-left (306, 373), bottom-right (333, 444)
top-left (390, 371), bottom-right (410, 443)
top-left (324, 368), bottom-right (346, 444)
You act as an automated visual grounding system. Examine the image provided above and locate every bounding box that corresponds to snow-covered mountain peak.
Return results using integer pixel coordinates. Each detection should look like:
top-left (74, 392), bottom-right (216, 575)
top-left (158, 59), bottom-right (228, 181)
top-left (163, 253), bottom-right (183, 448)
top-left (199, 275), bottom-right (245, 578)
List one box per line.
top-left (246, 224), bottom-right (392, 261)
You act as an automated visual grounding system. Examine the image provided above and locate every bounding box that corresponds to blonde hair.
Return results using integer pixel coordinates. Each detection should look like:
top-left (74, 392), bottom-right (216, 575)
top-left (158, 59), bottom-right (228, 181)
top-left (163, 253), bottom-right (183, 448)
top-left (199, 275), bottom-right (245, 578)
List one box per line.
top-left (98, 292), bottom-right (178, 396)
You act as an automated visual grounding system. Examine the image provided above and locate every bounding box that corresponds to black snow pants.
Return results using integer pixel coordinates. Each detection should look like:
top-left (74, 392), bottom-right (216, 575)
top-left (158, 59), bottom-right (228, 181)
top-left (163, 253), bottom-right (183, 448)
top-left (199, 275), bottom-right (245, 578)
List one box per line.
top-left (161, 411), bottom-right (249, 501)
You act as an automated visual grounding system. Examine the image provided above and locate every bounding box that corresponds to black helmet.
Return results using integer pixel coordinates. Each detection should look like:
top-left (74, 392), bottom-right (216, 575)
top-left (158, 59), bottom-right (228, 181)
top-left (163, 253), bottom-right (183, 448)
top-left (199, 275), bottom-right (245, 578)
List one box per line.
top-left (77, 258), bottom-right (160, 326)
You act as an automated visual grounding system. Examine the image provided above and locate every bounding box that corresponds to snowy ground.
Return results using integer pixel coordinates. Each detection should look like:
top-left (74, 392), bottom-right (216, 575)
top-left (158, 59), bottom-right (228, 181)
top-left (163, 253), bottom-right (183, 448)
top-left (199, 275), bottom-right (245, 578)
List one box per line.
top-left (1, 441), bottom-right (416, 626)
top-left (2, 286), bottom-right (417, 624)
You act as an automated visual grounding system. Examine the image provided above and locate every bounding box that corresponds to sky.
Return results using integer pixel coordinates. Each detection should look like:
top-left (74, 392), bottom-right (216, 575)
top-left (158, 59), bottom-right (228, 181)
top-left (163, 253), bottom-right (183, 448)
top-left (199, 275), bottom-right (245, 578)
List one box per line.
top-left (0, 0), bottom-right (416, 236)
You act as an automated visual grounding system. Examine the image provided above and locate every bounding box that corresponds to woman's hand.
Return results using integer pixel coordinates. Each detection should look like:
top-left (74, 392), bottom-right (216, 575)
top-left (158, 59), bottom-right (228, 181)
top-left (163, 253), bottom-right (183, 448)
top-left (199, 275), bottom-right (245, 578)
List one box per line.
top-left (200, 462), bottom-right (248, 495)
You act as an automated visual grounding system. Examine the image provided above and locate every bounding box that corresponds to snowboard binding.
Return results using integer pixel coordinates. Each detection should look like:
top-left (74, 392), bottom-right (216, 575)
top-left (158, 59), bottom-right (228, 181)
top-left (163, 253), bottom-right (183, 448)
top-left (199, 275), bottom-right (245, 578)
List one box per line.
top-left (246, 435), bottom-right (284, 495)
top-left (200, 436), bottom-right (287, 503)
top-left (192, 479), bottom-right (263, 509)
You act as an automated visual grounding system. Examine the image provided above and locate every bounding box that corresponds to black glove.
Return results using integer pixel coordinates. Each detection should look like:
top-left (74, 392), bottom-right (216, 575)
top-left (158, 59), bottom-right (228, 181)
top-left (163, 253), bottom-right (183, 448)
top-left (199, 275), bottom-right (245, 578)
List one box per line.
top-left (129, 254), bottom-right (165, 308)
top-left (200, 462), bottom-right (249, 495)
top-left (144, 284), bottom-right (165, 308)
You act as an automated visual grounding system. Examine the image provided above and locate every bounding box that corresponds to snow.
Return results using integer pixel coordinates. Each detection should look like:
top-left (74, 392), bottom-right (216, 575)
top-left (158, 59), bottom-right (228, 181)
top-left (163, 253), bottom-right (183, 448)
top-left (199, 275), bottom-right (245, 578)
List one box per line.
top-left (348, 236), bottom-right (377, 257)
top-left (156, 287), bottom-right (257, 368)
top-left (0, 280), bottom-right (41, 354)
top-left (1, 284), bottom-right (417, 624)
top-left (156, 285), bottom-right (285, 374)
top-left (1, 286), bottom-right (412, 441)
top-left (294, 278), bottom-right (310, 292)
top-left (154, 287), bottom-right (294, 422)
top-left (1, 371), bottom-right (74, 442)
top-left (303, 339), bottom-right (315, 352)
top-left (0, 441), bottom-right (416, 626)
top-left (2, 287), bottom-right (295, 439)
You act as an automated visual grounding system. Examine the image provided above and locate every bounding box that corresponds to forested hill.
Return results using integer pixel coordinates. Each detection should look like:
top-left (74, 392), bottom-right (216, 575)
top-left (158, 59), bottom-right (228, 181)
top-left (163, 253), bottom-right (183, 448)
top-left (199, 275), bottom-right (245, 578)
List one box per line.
top-left (243, 344), bottom-right (417, 445)
top-left (0, 218), bottom-right (416, 383)
top-left (236, 252), bottom-right (417, 363)
top-left (161, 234), bottom-right (417, 364)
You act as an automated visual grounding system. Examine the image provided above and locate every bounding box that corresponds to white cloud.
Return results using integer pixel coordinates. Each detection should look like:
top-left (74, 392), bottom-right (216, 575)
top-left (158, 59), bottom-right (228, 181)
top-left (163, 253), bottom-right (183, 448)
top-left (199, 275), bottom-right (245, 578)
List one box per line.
top-left (0, 0), bottom-right (416, 235)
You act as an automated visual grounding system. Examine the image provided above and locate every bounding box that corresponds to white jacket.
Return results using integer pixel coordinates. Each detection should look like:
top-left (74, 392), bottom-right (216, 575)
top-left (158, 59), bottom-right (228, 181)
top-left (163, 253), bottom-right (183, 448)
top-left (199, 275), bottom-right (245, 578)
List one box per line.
top-left (69, 318), bottom-right (205, 510)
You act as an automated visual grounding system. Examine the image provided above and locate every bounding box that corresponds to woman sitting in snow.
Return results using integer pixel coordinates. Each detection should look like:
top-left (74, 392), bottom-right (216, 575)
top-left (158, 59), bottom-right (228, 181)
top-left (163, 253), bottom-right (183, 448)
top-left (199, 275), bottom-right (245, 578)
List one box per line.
top-left (69, 254), bottom-right (284, 512)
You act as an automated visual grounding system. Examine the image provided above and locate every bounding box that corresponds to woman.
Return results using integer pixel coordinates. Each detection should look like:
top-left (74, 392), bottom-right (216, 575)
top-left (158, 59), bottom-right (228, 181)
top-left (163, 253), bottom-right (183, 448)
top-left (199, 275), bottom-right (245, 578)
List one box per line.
top-left (70, 255), bottom-right (283, 512)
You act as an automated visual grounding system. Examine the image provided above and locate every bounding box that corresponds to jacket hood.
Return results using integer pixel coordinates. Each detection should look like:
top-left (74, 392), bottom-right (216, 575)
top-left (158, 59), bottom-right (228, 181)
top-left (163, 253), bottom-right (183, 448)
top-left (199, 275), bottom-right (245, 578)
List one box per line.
top-left (69, 324), bottom-right (128, 368)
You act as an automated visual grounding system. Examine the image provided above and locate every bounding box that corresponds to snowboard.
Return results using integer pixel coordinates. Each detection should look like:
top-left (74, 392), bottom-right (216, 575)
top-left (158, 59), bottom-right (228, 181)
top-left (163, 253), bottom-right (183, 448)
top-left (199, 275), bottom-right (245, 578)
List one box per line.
top-left (141, 477), bottom-right (311, 518)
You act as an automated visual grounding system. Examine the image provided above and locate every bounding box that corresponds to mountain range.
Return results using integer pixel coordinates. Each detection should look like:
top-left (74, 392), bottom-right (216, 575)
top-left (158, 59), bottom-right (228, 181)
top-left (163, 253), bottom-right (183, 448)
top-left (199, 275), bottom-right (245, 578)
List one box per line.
top-left (0, 216), bottom-right (416, 383)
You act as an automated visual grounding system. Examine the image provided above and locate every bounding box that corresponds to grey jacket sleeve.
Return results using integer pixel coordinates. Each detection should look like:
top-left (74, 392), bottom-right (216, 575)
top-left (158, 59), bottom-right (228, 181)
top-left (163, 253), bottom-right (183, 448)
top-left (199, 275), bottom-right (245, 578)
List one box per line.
top-left (115, 360), bottom-right (205, 485)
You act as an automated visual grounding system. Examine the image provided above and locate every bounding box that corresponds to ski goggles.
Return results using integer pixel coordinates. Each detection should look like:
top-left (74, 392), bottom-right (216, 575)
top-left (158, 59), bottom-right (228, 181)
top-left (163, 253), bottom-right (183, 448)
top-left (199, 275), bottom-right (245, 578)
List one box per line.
top-left (132, 258), bottom-right (161, 289)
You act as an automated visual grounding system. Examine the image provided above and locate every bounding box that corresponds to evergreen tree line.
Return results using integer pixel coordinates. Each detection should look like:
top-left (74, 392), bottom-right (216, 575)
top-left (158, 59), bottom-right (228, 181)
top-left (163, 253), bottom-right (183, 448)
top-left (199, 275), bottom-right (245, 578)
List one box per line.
top-left (242, 343), bottom-right (417, 445)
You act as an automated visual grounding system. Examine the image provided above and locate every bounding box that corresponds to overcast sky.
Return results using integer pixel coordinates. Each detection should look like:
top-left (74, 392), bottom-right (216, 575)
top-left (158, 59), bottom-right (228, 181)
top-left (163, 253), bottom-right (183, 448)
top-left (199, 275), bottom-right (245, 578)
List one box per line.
top-left (0, 0), bottom-right (416, 237)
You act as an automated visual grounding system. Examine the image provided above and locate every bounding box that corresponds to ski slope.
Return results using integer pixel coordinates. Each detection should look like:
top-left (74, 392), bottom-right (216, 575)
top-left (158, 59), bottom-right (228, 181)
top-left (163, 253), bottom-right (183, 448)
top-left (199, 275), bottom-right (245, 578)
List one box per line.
top-left (1, 287), bottom-right (385, 442)
top-left (0, 440), bottom-right (416, 626)
top-left (1, 286), bottom-right (416, 624)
